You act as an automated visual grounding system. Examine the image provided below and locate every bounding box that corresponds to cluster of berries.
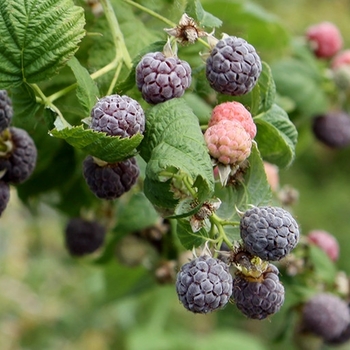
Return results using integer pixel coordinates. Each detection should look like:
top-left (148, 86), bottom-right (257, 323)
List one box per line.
top-left (305, 22), bottom-right (350, 148)
top-left (0, 90), bottom-right (37, 216)
top-left (176, 205), bottom-right (299, 320)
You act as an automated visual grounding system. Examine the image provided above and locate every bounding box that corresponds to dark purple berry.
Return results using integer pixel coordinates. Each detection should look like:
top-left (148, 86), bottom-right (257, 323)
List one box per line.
top-left (301, 293), bottom-right (350, 341)
top-left (312, 111), bottom-right (350, 148)
top-left (232, 265), bottom-right (285, 319)
top-left (136, 52), bottom-right (192, 104)
top-left (65, 217), bottom-right (106, 256)
top-left (0, 127), bottom-right (37, 184)
top-left (240, 206), bottom-right (299, 261)
top-left (206, 36), bottom-right (262, 96)
top-left (83, 156), bottom-right (139, 200)
top-left (0, 90), bottom-right (13, 132)
top-left (0, 181), bottom-right (10, 216)
top-left (176, 255), bottom-right (233, 314)
top-left (91, 94), bottom-right (145, 137)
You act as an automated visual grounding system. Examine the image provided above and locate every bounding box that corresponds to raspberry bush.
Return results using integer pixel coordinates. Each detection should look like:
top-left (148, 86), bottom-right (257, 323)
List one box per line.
top-left (1, 0), bottom-right (350, 349)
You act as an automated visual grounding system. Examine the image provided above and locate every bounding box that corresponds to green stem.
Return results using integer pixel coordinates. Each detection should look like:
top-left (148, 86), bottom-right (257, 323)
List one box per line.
top-left (123, 0), bottom-right (176, 27)
top-left (100, 0), bottom-right (132, 69)
top-left (210, 213), bottom-right (233, 249)
top-left (183, 175), bottom-right (197, 198)
top-left (107, 60), bottom-right (123, 95)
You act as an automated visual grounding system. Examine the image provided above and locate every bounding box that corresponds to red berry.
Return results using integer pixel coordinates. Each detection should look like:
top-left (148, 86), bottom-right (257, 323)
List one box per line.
top-left (331, 49), bottom-right (350, 69)
top-left (204, 120), bottom-right (252, 165)
top-left (306, 22), bottom-right (343, 58)
top-left (307, 229), bottom-right (339, 261)
top-left (209, 101), bottom-right (256, 139)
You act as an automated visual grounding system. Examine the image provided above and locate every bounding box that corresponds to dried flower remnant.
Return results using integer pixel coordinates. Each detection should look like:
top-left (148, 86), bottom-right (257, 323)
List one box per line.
top-left (165, 13), bottom-right (207, 44)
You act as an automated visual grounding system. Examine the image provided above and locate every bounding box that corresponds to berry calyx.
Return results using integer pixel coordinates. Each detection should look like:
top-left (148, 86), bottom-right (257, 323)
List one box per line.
top-left (64, 217), bottom-right (106, 256)
top-left (204, 119), bottom-right (252, 166)
top-left (240, 206), bottom-right (299, 261)
top-left (206, 35), bottom-right (262, 96)
top-left (83, 156), bottom-right (140, 200)
top-left (305, 22), bottom-right (343, 58)
top-left (176, 255), bottom-right (233, 314)
top-left (209, 101), bottom-right (257, 139)
top-left (90, 94), bottom-right (145, 137)
top-left (232, 264), bottom-right (285, 320)
top-left (136, 51), bottom-right (192, 104)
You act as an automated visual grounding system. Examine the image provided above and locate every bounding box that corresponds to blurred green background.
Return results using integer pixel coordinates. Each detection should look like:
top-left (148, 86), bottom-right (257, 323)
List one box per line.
top-left (1, 0), bottom-right (350, 349)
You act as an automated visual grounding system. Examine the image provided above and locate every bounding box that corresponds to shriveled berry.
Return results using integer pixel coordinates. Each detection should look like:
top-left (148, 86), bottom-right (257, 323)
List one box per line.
top-left (0, 90), bottom-right (13, 132)
top-left (302, 293), bottom-right (350, 341)
top-left (209, 101), bottom-right (256, 139)
top-left (204, 119), bottom-right (252, 165)
top-left (206, 36), bottom-right (262, 96)
top-left (240, 206), bottom-right (299, 261)
top-left (312, 111), bottom-right (350, 148)
top-left (65, 217), bottom-right (106, 256)
top-left (307, 229), bottom-right (339, 262)
top-left (83, 156), bottom-right (139, 200)
top-left (176, 255), bottom-right (233, 314)
top-left (232, 265), bottom-right (285, 320)
top-left (136, 51), bottom-right (192, 104)
top-left (306, 22), bottom-right (343, 58)
top-left (0, 127), bottom-right (37, 184)
top-left (91, 94), bottom-right (145, 137)
top-left (0, 181), bottom-right (10, 216)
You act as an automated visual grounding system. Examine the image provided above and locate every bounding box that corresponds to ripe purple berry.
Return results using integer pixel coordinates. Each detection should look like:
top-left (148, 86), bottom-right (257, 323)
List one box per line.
top-left (176, 255), bottom-right (233, 314)
top-left (65, 217), bottom-right (106, 256)
top-left (0, 90), bottom-right (13, 132)
top-left (91, 94), bottom-right (145, 137)
top-left (301, 293), bottom-right (350, 341)
top-left (0, 127), bottom-right (37, 184)
top-left (206, 36), bottom-right (262, 96)
top-left (312, 111), bottom-right (350, 148)
top-left (136, 51), bottom-right (192, 104)
top-left (240, 206), bottom-right (299, 261)
top-left (83, 156), bottom-right (139, 200)
top-left (232, 264), bottom-right (285, 320)
top-left (0, 181), bottom-right (10, 216)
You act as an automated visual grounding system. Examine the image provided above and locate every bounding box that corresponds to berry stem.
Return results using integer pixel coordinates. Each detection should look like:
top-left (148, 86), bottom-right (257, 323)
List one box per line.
top-left (100, 0), bottom-right (132, 69)
top-left (209, 213), bottom-right (234, 249)
top-left (123, 0), bottom-right (211, 49)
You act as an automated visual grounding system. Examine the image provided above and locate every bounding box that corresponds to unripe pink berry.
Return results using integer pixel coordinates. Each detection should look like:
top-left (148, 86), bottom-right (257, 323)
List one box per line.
top-left (331, 50), bottom-right (350, 69)
top-left (307, 230), bottom-right (339, 262)
top-left (306, 22), bottom-right (343, 58)
top-left (263, 162), bottom-right (279, 192)
top-left (204, 119), bottom-right (252, 165)
top-left (209, 101), bottom-right (256, 139)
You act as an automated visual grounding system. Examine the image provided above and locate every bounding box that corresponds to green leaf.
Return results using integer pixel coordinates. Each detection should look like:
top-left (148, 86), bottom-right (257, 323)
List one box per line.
top-left (139, 98), bottom-right (214, 215)
top-left (271, 58), bottom-right (329, 118)
top-left (67, 56), bottom-right (99, 115)
top-left (194, 0), bottom-right (223, 28)
top-left (50, 125), bottom-right (143, 163)
top-left (10, 83), bottom-right (41, 123)
top-left (308, 244), bottom-right (337, 286)
top-left (176, 219), bottom-right (209, 249)
top-left (0, 0), bottom-right (86, 89)
top-left (255, 104), bottom-right (298, 168)
top-left (215, 143), bottom-right (272, 239)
